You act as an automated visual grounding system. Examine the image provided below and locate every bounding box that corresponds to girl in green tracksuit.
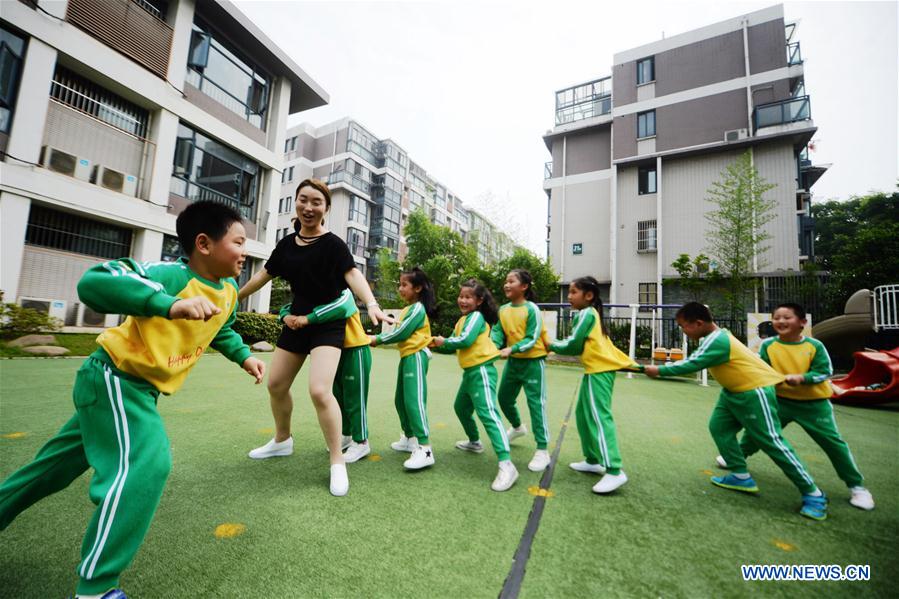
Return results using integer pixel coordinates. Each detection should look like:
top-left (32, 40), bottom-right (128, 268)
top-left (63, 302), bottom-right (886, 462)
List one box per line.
top-left (491, 269), bottom-right (552, 472)
top-left (280, 289), bottom-right (373, 463)
top-left (371, 267), bottom-right (437, 471)
top-left (549, 276), bottom-right (637, 495)
top-left (432, 279), bottom-right (518, 492)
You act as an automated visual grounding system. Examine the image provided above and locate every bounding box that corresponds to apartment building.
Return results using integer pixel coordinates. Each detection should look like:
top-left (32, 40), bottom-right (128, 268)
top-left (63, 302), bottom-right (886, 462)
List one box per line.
top-left (276, 118), bottom-right (516, 281)
top-left (543, 4), bottom-right (826, 307)
top-left (0, 0), bottom-right (327, 324)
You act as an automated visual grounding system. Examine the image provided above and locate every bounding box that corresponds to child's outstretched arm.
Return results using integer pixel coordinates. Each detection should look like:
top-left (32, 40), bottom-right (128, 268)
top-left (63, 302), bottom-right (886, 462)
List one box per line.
top-left (646, 329), bottom-right (728, 378)
top-left (210, 282), bottom-right (263, 383)
top-left (441, 312), bottom-right (485, 352)
top-left (788, 339), bottom-right (833, 386)
top-left (490, 318), bottom-right (506, 349)
top-left (78, 258), bottom-right (184, 318)
top-left (284, 289), bottom-right (359, 330)
top-left (374, 303), bottom-right (424, 346)
top-left (549, 309), bottom-right (595, 356)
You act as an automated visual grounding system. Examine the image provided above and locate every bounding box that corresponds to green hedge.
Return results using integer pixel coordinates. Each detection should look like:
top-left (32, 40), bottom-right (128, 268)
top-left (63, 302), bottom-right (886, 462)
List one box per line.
top-left (233, 312), bottom-right (282, 345)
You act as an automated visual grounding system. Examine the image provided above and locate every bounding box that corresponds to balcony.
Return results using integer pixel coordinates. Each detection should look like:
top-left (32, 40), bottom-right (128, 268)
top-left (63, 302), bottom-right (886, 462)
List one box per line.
top-left (327, 170), bottom-right (371, 195)
top-left (544, 161), bottom-right (553, 179)
top-left (555, 76), bottom-right (612, 126)
top-left (66, 0), bottom-right (173, 80)
top-left (787, 41), bottom-right (802, 66)
top-left (753, 95), bottom-right (811, 132)
top-left (169, 178), bottom-right (255, 221)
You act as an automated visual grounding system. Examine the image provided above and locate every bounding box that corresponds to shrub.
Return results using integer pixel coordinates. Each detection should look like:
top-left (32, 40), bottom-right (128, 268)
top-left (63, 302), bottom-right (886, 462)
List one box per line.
top-left (233, 311), bottom-right (282, 345)
top-left (607, 322), bottom-right (652, 359)
top-left (0, 292), bottom-right (63, 337)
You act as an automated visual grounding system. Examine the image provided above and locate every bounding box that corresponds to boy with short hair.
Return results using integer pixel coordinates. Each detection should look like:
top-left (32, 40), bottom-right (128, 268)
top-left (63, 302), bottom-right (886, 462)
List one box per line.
top-left (0, 201), bottom-right (265, 598)
top-left (717, 302), bottom-right (874, 510)
top-left (645, 302), bottom-right (827, 520)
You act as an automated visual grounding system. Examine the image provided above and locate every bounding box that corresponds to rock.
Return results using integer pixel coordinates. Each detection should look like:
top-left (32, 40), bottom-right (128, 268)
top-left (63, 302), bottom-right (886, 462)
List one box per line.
top-left (21, 345), bottom-right (70, 356)
top-left (8, 334), bottom-right (58, 348)
top-left (251, 341), bottom-right (274, 352)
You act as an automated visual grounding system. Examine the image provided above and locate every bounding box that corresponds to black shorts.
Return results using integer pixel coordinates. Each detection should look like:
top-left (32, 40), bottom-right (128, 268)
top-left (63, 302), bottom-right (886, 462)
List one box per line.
top-left (276, 320), bottom-right (346, 354)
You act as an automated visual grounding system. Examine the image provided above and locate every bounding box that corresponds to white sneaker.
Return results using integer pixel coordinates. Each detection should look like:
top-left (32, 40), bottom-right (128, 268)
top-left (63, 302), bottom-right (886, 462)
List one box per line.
top-left (569, 460), bottom-right (605, 474)
top-left (507, 425), bottom-right (528, 441)
top-left (715, 455), bottom-right (730, 469)
top-left (390, 435), bottom-right (417, 453)
top-left (592, 471), bottom-right (628, 494)
top-left (528, 450), bottom-right (551, 472)
top-left (341, 435), bottom-right (353, 451)
top-left (491, 462), bottom-right (519, 492)
top-left (330, 464), bottom-right (349, 496)
top-left (455, 440), bottom-right (485, 453)
top-left (403, 445), bottom-right (435, 470)
top-left (248, 436), bottom-right (293, 459)
top-left (343, 441), bottom-right (371, 463)
top-left (849, 487), bottom-right (875, 510)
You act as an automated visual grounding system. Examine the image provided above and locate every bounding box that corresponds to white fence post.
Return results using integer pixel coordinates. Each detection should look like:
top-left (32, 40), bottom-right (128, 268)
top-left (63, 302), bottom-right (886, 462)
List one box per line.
top-left (627, 304), bottom-right (638, 378)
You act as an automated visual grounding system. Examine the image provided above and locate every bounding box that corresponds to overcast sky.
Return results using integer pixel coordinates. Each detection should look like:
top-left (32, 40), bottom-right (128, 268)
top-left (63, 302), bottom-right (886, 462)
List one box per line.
top-left (237, 0), bottom-right (898, 254)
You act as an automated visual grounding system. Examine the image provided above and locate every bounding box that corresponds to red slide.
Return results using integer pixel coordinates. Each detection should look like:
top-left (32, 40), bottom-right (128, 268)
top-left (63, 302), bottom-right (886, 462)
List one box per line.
top-left (831, 348), bottom-right (899, 405)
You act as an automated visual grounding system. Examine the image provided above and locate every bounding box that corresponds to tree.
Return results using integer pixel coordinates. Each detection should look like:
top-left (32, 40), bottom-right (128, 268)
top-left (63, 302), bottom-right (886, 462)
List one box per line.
top-left (373, 247), bottom-right (403, 308)
top-left (668, 253), bottom-right (719, 303)
top-left (704, 150), bottom-right (777, 321)
top-left (478, 248), bottom-right (560, 304)
top-left (812, 189), bottom-right (899, 315)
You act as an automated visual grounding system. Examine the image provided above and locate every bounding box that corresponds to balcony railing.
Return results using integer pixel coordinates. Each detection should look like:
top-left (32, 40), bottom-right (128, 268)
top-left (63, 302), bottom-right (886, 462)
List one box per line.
top-left (753, 95), bottom-right (811, 131)
top-left (555, 76), bottom-right (612, 125)
top-left (544, 161), bottom-right (553, 179)
top-left (169, 178), bottom-right (256, 222)
top-left (787, 41), bottom-right (802, 66)
top-left (327, 170), bottom-right (371, 195)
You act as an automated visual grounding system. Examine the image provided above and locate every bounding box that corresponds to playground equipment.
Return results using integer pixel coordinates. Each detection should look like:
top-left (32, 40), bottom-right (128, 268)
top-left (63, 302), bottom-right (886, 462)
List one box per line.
top-left (813, 285), bottom-right (899, 368)
top-left (831, 348), bottom-right (899, 404)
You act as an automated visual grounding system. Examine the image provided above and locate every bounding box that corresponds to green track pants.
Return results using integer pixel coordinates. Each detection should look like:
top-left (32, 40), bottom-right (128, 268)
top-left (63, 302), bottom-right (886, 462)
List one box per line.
top-left (710, 386), bottom-right (817, 495)
top-left (394, 351), bottom-right (430, 445)
top-left (333, 346), bottom-right (372, 442)
top-left (497, 358), bottom-right (550, 449)
top-left (453, 362), bottom-right (511, 461)
top-left (0, 356), bottom-right (171, 595)
top-left (739, 396), bottom-right (863, 488)
top-left (575, 371), bottom-right (622, 475)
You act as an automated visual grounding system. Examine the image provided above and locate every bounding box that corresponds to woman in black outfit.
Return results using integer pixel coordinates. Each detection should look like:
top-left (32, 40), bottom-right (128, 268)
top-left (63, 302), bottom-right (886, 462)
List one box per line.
top-left (238, 179), bottom-right (390, 497)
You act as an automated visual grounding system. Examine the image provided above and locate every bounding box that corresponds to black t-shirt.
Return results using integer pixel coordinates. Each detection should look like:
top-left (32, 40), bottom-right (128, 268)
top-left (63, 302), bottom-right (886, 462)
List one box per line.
top-left (264, 232), bottom-right (355, 315)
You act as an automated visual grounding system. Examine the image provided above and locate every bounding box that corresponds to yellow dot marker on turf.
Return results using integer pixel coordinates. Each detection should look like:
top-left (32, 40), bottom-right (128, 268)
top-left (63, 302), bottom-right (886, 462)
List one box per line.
top-left (1, 432), bottom-right (27, 439)
top-left (214, 523), bottom-right (246, 539)
top-left (773, 539), bottom-right (797, 552)
top-left (701, 469), bottom-right (714, 475)
top-left (670, 436), bottom-right (683, 444)
top-left (528, 486), bottom-right (555, 498)
top-left (434, 422), bottom-right (447, 429)
top-left (257, 428), bottom-right (273, 434)
top-left (369, 454), bottom-right (382, 461)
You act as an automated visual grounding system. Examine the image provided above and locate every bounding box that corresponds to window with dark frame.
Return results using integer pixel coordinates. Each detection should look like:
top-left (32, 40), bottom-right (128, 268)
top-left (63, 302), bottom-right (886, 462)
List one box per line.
top-left (638, 166), bottom-right (657, 194)
top-left (638, 282), bottom-right (657, 307)
top-left (637, 57), bottom-right (655, 85)
top-left (637, 220), bottom-right (657, 253)
top-left (637, 110), bottom-right (656, 138)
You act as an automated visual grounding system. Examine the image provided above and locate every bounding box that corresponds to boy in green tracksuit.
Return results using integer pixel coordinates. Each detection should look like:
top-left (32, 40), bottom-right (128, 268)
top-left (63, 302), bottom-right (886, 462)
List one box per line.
top-left (645, 302), bottom-right (827, 520)
top-left (721, 303), bottom-right (874, 510)
top-left (280, 289), bottom-right (373, 462)
top-left (0, 201), bottom-right (265, 598)
top-left (432, 279), bottom-right (518, 492)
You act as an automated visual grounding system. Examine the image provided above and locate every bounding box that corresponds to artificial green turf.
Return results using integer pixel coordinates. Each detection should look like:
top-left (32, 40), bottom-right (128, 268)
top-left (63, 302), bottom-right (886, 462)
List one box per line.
top-left (0, 351), bottom-right (896, 598)
top-left (0, 333), bottom-right (100, 358)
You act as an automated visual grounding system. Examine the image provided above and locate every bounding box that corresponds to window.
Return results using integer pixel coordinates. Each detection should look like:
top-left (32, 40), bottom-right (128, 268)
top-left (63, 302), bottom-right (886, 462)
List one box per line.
top-left (637, 220), bottom-right (657, 253)
top-left (186, 18), bottom-right (271, 129)
top-left (349, 195), bottom-right (369, 226)
top-left (161, 234), bottom-right (183, 261)
top-left (170, 122), bottom-right (260, 221)
top-left (638, 282), bottom-right (657, 306)
top-left (51, 66), bottom-right (150, 138)
top-left (284, 136), bottom-right (297, 153)
top-left (278, 196), bottom-right (294, 214)
top-left (0, 25), bottom-right (27, 134)
top-left (347, 227), bottom-right (366, 257)
top-left (637, 110), bottom-right (655, 138)
top-left (26, 205), bottom-right (132, 259)
top-left (637, 57), bottom-right (655, 85)
top-left (638, 166), bottom-right (657, 194)
top-left (281, 166), bottom-right (294, 184)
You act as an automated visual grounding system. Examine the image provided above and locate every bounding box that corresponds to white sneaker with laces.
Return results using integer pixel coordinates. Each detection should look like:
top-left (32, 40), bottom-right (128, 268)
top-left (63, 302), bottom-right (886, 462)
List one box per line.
top-left (455, 440), bottom-right (485, 453)
top-left (343, 441), bottom-right (371, 463)
top-left (592, 471), bottom-right (628, 494)
top-left (849, 487), bottom-right (875, 510)
top-left (506, 425), bottom-right (528, 441)
top-left (491, 461), bottom-right (519, 492)
top-left (569, 460), bottom-right (605, 474)
top-left (528, 450), bottom-right (551, 472)
top-left (403, 445), bottom-right (435, 470)
top-left (390, 435), bottom-right (417, 453)
top-left (715, 455), bottom-right (730, 469)
top-left (248, 436), bottom-right (294, 459)
top-left (330, 464), bottom-right (349, 496)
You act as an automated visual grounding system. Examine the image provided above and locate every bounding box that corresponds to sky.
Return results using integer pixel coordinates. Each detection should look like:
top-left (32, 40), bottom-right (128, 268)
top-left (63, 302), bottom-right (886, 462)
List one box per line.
top-left (236, 0), bottom-right (898, 254)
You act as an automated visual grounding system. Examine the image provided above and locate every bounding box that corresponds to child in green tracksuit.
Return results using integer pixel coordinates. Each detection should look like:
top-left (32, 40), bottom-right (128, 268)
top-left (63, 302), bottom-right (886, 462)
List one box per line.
top-left (280, 289), bottom-right (373, 463)
top-left (370, 267), bottom-right (436, 471)
top-left (549, 276), bottom-right (636, 495)
top-left (491, 269), bottom-right (552, 472)
top-left (0, 201), bottom-right (265, 599)
top-left (645, 302), bottom-right (828, 521)
top-left (722, 303), bottom-right (874, 510)
top-left (432, 279), bottom-right (518, 492)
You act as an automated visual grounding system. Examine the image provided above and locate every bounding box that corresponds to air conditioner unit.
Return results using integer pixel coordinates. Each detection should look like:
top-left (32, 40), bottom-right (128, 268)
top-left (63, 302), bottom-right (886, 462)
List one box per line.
top-left (92, 165), bottom-right (138, 196)
top-left (19, 297), bottom-right (68, 322)
top-left (724, 128), bottom-right (749, 142)
top-left (40, 146), bottom-right (91, 181)
top-left (77, 303), bottom-right (118, 328)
